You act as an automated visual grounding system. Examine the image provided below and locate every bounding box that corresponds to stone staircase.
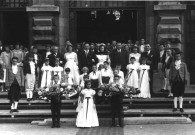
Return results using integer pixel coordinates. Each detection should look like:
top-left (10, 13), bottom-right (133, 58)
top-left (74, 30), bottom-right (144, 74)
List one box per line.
top-left (0, 91), bottom-right (195, 124)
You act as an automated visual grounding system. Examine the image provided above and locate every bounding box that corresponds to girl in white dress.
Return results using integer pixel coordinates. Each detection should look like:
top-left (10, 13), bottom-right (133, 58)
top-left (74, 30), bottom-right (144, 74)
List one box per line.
top-left (96, 45), bottom-right (110, 69)
top-left (64, 44), bottom-right (80, 85)
top-left (138, 57), bottom-right (151, 98)
top-left (126, 57), bottom-right (139, 89)
top-left (53, 58), bottom-right (63, 83)
top-left (76, 80), bottom-right (99, 128)
top-left (129, 46), bottom-right (141, 65)
top-left (40, 58), bottom-right (53, 89)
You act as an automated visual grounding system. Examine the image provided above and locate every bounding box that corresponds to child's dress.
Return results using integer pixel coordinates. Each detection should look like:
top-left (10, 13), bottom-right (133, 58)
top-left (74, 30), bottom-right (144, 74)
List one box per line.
top-left (53, 66), bottom-right (63, 81)
top-left (76, 88), bottom-right (99, 127)
top-left (138, 64), bottom-right (151, 98)
top-left (126, 63), bottom-right (139, 89)
top-left (40, 65), bottom-right (53, 88)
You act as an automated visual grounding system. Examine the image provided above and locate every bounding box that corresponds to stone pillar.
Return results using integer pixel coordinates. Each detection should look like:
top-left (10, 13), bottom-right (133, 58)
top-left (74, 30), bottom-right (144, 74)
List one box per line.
top-left (145, 1), bottom-right (155, 49)
top-left (58, 0), bottom-right (69, 53)
top-left (26, 0), bottom-right (59, 50)
top-left (154, 2), bottom-right (186, 54)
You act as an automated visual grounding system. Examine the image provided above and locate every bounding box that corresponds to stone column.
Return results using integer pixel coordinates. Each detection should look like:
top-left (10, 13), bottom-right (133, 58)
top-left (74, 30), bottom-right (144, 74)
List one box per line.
top-left (26, 0), bottom-right (59, 49)
top-left (58, 0), bottom-right (69, 53)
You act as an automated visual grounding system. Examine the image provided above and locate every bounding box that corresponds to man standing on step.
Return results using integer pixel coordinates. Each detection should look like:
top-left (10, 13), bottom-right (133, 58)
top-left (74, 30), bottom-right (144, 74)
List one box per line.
top-left (6, 57), bottom-right (24, 113)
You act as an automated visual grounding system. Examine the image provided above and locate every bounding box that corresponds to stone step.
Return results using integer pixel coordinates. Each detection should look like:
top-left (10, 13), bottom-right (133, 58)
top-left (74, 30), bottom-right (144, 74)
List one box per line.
top-left (31, 117), bottom-right (192, 126)
top-left (1, 97), bottom-right (195, 105)
top-left (1, 109), bottom-right (195, 117)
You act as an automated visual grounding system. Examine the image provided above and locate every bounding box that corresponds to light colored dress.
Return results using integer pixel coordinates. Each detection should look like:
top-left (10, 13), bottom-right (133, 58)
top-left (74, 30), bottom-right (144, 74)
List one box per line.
top-left (76, 88), bottom-right (99, 127)
top-left (96, 54), bottom-right (110, 68)
top-left (126, 63), bottom-right (139, 88)
top-left (129, 53), bottom-right (141, 65)
top-left (138, 64), bottom-right (151, 98)
top-left (64, 52), bottom-right (80, 85)
top-left (40, 65), bottom-right (53, 88)
top-left (53, 66), bottom-right (63, 82)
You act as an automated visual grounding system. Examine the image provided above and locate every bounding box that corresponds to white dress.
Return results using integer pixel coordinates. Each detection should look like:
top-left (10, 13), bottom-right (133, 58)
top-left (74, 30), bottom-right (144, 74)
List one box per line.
top-left (129, 53), bottom-right (141, 65)
top-left (138, 64), bottom-right (151, 98)
top-left (64, 52), bottom-right (80, 85)
top-left (76, 88), bottom-right (99, 127)
top-left (40, 65), bottom-right (53, 88)
top-left (96, 54), bottom-right (110, 68)
top-left (126, 63), bottom-right (139, 88)
top-left (53, 66), bottom-right (63, 81)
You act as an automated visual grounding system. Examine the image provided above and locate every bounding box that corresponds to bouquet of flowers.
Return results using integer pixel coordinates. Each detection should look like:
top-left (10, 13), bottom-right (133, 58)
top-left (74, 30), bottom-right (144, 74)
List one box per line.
top-left (123, 85), bottom-right (140, 98)
top-left (109, 84), bottom-right (125, 97)
top-left (97, 83), bottom-right (110, 97)
top-left (34, 87), bottom-right (48, 99)
top-left (61, 84), bottom-right (78, 98)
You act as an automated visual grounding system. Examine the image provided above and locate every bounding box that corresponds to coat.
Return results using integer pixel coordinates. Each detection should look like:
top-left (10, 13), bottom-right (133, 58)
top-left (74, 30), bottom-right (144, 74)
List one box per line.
top-left (169, 61), bottom-right (188, 82)
top-left (141, 51), bottom-right (156, 71)
top-left (48, 53), bottom-right (65, 67)
top-left (23, 61), bottom-right (38, 76)
top-left (6, 66), bottom-right (24, 87)
top-left (77, 49), bottom-right (98, 71)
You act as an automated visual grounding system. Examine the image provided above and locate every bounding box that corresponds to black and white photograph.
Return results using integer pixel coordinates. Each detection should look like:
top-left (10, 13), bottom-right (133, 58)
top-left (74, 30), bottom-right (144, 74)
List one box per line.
top-left (0, 0), bottom-right (195, 135)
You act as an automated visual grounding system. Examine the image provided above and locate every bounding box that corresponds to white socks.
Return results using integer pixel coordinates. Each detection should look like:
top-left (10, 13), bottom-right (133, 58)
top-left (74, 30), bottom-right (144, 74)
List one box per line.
top-left (11, 102), bottom-right (18, 110)
top-left (26, 91), bottom-right (33, 99)
top-left (174, 97), bottom-right (183, 108)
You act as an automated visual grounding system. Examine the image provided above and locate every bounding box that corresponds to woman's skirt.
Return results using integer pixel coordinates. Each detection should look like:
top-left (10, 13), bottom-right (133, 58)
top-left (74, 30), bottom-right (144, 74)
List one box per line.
top-left (8, 78), bottom-right (21, 103)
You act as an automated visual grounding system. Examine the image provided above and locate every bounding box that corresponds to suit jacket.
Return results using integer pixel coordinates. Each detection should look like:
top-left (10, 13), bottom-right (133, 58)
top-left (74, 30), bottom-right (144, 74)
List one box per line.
top-left (77, 49), bottom-right (98, 71)
top-left (141, 51), bottom-right (156, 71)
top-left (164, 56), bottom-right (174, 69)
top-left (48, 53), bottom-right (65, 67)
top-left (110, 49), bottom-right (128, 70)
top-left (23, 61), bottom-right (38, 76)
top-left (169, 61), bottom-right (188, 82)
top-left (156, 50), bottom-right (166, 64)
top-left (24, 52), bottom-right (42, 68)
top-left (6, 66), bottom-right (24, 87)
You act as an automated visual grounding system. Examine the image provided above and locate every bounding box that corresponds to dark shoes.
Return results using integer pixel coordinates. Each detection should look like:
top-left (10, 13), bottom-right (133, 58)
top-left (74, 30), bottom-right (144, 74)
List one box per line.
top-left (13, 109), bottom-right (19, 112)
top-left (10, 109), bottom-right (14, 113)
top-left (172, 108), bottom-right (184, 113)
top-left (10, 109), bottom-right (19, 113)
top-left (51, 124), bottom-right (56, 128)
top-left (180, 108), bottom-right (184, 113)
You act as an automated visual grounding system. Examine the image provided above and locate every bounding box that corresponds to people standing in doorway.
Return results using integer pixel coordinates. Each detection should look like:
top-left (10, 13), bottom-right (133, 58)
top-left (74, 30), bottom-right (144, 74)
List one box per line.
top-left (169, 52), bottom-right (188, 113)
top-left (11, 43), bottom-right (24, 66)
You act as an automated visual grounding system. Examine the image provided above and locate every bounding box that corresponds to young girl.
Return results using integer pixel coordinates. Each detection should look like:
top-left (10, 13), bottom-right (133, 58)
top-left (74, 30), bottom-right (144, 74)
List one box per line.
top-left (125, 57), bottom-right (139, 91)
top-left (89, 65), bottom-right (100, 89)
top-left (138, 57), bottom-right (151, 98)
top-left (169, 52), bottom-right (188, 113)
top-left (53, 58), bottom-right (63, 83)
top-left (40, 58), bottom-right (53, 89)
top-left (76, 80), bottom-right (99, 128)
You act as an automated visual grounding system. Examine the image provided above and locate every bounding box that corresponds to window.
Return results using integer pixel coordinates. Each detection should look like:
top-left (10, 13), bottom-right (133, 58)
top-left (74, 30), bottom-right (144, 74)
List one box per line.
top-left (0, 0), bottom-right (29, 8)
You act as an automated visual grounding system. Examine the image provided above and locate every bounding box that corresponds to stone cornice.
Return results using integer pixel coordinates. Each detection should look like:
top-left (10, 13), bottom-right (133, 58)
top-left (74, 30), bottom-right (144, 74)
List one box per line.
top-left (26, 5), bottom-right (59, 12)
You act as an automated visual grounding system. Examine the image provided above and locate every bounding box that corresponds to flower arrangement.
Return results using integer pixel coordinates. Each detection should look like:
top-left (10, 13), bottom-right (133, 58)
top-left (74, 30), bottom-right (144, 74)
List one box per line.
top-left (123, 85), bottom-right (140, 98)
top-left (109, 84), bottom-right (125, 96)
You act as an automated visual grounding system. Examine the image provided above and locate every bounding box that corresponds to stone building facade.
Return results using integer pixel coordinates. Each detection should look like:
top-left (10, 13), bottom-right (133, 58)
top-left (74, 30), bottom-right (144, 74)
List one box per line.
top-left (0, 0), bottom-right (195, 83)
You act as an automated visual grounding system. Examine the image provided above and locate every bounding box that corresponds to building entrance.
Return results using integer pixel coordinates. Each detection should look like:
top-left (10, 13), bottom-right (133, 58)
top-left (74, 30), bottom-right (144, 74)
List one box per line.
top-left (0, 11), bottom-right (29, 47)
top-left (77, 10), bottom-right (137, 43)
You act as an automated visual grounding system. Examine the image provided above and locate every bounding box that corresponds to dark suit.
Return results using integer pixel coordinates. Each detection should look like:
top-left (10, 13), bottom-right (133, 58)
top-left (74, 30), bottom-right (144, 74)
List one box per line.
top-left (49, 84), bottom-right (61, 127)
top-left (77, 49), bottom-right (98, 71)
top-left (48, 53), bottom-right (65, 67)
top-left (23, 61), bottom-right (38, 76)
top-left (141, 51), bottom-right (156, 93)
top-left (110, 49), bottom-right (128, 74)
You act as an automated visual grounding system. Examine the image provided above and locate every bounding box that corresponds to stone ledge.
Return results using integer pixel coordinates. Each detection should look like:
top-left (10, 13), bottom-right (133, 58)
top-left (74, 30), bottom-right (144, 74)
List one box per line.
top-left (154, 4), bottom-right (186, 11)
top-left (26, 5), bottom-right (59, 12)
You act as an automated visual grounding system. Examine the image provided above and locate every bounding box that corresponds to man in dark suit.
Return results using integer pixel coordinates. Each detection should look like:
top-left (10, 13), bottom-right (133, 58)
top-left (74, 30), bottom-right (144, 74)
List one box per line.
top-left (48, 46), bottom-right (65, 67)
top-left (110, 42), bottom-right (129, 74)
top-left (156, 44), bottom-right (166, 92)
top-left (141, 43), bottom-right (156, 95)
top-left (77, 43), bottom-right (98, 71)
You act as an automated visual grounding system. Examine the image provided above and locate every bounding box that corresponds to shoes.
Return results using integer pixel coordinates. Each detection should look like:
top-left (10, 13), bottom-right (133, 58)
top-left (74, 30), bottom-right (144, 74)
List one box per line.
top-left (10, 109), bottom-right (14, 113)
top-left (27, 98), bottom-right (30, 101)
top-left (180, 108), bottom-right (184, 113)
top-left (56, 124), bottom-right (60, 128)
top-left (172, 108), bottom-right (177, 112)
top-left (14, 109), bottom-right (19, 112)
top-left (159, 89), bottom-right (165, 92)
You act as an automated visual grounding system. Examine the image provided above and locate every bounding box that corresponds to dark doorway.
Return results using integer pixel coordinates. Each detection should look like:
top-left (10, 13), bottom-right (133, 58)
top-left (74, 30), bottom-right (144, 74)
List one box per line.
top-left (2, 12), bottom-right (29, 46)
top-left (77, 10), bottom-right (137, 43)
